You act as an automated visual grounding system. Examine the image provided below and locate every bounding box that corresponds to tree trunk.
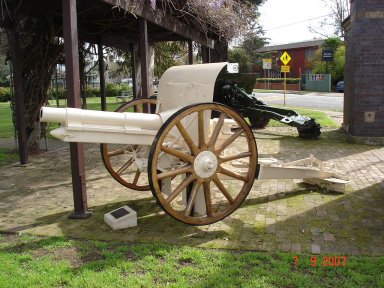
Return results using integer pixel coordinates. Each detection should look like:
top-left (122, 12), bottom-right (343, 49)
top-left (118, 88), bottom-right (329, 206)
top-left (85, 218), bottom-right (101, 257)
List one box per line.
top-left (27, 120), bottom-right (41, 154)
top-left (210, 40), bottom-right (228, 63)
top-left (9, 15), bottom-right (63, 155)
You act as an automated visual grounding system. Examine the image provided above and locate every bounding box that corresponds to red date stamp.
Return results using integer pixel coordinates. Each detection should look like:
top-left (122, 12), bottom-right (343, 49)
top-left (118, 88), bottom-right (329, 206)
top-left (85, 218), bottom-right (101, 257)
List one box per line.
top-left (293, 256), bottom-right (347, 267)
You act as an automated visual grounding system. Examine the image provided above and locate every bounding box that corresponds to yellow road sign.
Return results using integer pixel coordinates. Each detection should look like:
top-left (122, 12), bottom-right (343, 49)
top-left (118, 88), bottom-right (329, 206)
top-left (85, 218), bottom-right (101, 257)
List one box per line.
top-left (281, 65), bottom-right (290, 73)
top-left (280, 51), bottom-right (291, 65)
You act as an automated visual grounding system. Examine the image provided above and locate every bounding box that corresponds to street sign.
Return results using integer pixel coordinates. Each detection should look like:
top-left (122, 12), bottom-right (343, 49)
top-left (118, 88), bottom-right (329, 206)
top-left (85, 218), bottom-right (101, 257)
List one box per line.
top-left (227, 63), bottom-right (239, 73)
top-left (322, 49), bottom-right (334, 62)
top-left (262, 58), bottom-right (272, 69)
top-left (281, 65), bottom-right (290, 73)
top-left (280, 51), bottom-right (291, 65)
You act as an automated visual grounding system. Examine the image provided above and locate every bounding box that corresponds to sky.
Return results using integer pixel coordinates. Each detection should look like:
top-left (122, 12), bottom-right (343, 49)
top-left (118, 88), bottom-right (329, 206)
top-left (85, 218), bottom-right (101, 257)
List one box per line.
top-left (258, 0), bottom-right (334, 45)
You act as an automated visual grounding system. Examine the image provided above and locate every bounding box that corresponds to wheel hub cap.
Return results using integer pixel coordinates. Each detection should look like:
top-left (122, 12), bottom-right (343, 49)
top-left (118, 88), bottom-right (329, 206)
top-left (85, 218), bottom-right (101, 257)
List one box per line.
top-left (194, 151), bottom-right (218, 178)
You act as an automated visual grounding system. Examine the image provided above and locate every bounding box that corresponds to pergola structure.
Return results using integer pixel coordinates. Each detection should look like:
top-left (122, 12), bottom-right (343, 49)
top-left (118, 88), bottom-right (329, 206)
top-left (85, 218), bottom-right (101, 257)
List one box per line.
top-left (1, 0), bottom-right (224, 218)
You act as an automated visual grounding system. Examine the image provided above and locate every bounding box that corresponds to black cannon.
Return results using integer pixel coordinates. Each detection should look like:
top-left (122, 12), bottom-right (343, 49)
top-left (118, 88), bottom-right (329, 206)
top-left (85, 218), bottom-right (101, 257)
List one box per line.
top-left (213, 80), bottom-right (321, 139)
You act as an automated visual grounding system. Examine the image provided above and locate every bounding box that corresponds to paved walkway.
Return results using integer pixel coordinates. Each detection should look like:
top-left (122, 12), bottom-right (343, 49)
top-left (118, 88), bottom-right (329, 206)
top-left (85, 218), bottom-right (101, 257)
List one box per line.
top-left (0, 126), bottom-right (383, 255)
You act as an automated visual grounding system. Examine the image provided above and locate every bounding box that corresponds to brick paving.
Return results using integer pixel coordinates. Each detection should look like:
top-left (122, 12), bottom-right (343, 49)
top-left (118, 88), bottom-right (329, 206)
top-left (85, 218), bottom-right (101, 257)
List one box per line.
top-left (0, 127), bottom-right (383, 255)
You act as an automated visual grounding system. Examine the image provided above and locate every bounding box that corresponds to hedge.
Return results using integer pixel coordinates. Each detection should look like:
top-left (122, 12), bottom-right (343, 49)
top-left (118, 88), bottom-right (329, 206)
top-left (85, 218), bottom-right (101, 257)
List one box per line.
top-left (0, 87), bottom-right (11, 102)
top-left (0, 83), bottom-right (133, 102)
top-left (256, 78), bottom-right (300, 84)
top-left (0, 79), bottom-right (10, 87)
top-left (49, 84), bottom-right (133, 100)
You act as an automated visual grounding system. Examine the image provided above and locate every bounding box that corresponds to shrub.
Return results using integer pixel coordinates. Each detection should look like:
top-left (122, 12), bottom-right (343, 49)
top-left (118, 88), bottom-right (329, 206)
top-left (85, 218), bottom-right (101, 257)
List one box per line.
top-left (0, 87), bottom-right (12, 102)
top-left (0, 78), bottom-right (10, 87)
top-left (106, 83), bottom-right (120, 97)
top-left (85, 87), bottom-right (100, 98)
top-left (256, 78), bottom-right (300, 84)
top-left (218, 73), bottom-right (257, 93)
top-left (49, 87), bottom-right (66, 100)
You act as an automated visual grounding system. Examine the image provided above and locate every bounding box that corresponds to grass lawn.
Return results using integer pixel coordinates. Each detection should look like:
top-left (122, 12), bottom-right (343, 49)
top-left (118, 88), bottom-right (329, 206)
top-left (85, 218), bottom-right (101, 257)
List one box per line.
top-left (0, 147), bottom-right (18, 166)
top-left (0, 233), bottom-right (382, 288)
top-left (0, 102), bottom-right (15, 138)
top-left (267, 106), bottom-right (339, 128)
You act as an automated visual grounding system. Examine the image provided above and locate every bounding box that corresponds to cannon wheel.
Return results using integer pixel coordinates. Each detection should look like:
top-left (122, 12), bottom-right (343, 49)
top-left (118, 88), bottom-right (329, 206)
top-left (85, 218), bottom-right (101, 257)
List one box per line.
top-left (148, 103), bottom-right (258, 225)
top-left (100, 98), bottom-right (157, 191)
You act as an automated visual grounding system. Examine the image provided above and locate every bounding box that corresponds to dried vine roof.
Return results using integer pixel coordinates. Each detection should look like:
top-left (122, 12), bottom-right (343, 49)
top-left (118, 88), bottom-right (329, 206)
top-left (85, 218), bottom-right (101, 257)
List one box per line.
top-left (1, 0), bottom-right (260, 49)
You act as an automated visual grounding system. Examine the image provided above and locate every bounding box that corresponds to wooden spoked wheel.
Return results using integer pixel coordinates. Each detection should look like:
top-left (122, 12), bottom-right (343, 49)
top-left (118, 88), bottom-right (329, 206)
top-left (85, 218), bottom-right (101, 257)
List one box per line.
top-left (148, 103), bottom-right (258, 225)
top-left (100, 98), bottom-right (157, 191)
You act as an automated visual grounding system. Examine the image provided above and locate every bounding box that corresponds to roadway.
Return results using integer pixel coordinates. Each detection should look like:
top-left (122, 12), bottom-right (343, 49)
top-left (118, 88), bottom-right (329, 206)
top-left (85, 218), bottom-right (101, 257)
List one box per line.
top-left (252, 91), bottom-right (344, 111)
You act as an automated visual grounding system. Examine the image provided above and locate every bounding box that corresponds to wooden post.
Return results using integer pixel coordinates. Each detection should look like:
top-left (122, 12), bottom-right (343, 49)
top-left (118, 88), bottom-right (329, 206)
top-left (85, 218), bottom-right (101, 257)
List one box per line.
top-left (98, 40), bottom-right (106, 111)
top-left (130, 44), bottom-right (137, 100)
top-left (202, 46), bottom-right (211, 64)
top-left (139, 18), bottom-right (149, 99)
top-left (188, 40), bottom-right (193, 65)
top-left (62, 0), bottom-right (91, 219)
top-left (8, 26), bottom-right (28, 164)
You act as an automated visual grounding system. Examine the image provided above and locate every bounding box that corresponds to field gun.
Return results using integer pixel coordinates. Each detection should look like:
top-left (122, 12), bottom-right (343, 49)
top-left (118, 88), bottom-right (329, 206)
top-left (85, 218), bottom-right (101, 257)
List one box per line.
top-left (213, 80), bottom-right (321, 138)
top-left (41, 62), bottom-right (347, 226)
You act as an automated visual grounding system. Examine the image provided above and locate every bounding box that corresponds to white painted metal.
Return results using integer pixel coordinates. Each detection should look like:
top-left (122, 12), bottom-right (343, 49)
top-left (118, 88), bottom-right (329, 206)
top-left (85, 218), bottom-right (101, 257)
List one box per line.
top-left (157, 62), bottom-right (228, 113)
top-left (40, 107), bottom-right (181, 145)
top-left (194, 151), bottom-right (218, 178)
top-left (256, 155), bottom-right (349, 192)
top-left (41, 107), bottom-right (163, 130)
top-left (41, 107), bottom-right (163, 144)
top-left (41, 62), bottom-right (229, 146)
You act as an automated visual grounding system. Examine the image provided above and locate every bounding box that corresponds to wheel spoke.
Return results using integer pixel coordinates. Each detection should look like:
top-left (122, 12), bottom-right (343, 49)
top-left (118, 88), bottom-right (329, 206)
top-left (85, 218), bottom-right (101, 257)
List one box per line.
top-left (215, 128), bottom-right (244, 154)
top-left (133, 169), bottom-right (141, 185)
top-left (107, 147), bottom-right (127, 157)
top-left (198, 110), bottom-right (206, 149)
top-left (166, 174), bottom-right (196, 204)
top-left (185, 181), bottom-right (202, 216)
top-left (101, 99), bottom-right (155, 190)
top-left (135, 104), bottom-right (142, 113)
top-left (116, 158), bottom-right (134, 175)
top-left (217, 166), bottom-right (248, 182)
top-left (212, 176), bottom-right (234, 204)
top-left (161, 145), bottom-right (194, 163)
top-left (220, 151), bottom-right (252, 163)
top-left (176, 121), bottom-right (199, 156)
top-left (203, 181), bottom-right (213, 217)
top-left (207, 112), bottom-right (226, 148)
top-left (157, 165), bottom-right (193, 180)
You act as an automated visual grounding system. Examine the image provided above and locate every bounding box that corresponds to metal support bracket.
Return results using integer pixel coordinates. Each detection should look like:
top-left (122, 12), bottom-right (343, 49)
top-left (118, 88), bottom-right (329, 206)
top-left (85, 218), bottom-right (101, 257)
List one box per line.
top-left (256, 155), bottom-right (348, 192)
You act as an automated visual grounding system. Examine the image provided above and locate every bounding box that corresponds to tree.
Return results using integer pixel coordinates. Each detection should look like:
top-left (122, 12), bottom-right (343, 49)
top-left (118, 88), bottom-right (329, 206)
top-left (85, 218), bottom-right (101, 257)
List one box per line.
top-left (240, 28), bottom-right (268, 72)
top-left (228, 48), bottom-right (252, 73)
top-left (7, 16), bottom-right (63, 153)
top-left (0, 32), bottom-right (9, 85)
top-left (153, 42), bottom-right (187, 78)
top-left (309, 0), bottom-right (350, 40)
top-left (227, 24), bottom-right (268, 73)
top-left (307, 37), bottom-right (345, 84)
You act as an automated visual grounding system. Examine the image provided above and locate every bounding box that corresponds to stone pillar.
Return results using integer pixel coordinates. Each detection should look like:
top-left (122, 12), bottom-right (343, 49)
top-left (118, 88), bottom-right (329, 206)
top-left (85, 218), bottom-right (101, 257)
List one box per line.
top-left (343, 0), bottom-right (384, 144)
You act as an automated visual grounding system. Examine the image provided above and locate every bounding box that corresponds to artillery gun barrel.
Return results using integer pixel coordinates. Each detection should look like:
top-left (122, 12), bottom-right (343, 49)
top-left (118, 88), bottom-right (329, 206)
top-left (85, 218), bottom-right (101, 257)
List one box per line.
top-left (40, 107), bottom-right (167, 145)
